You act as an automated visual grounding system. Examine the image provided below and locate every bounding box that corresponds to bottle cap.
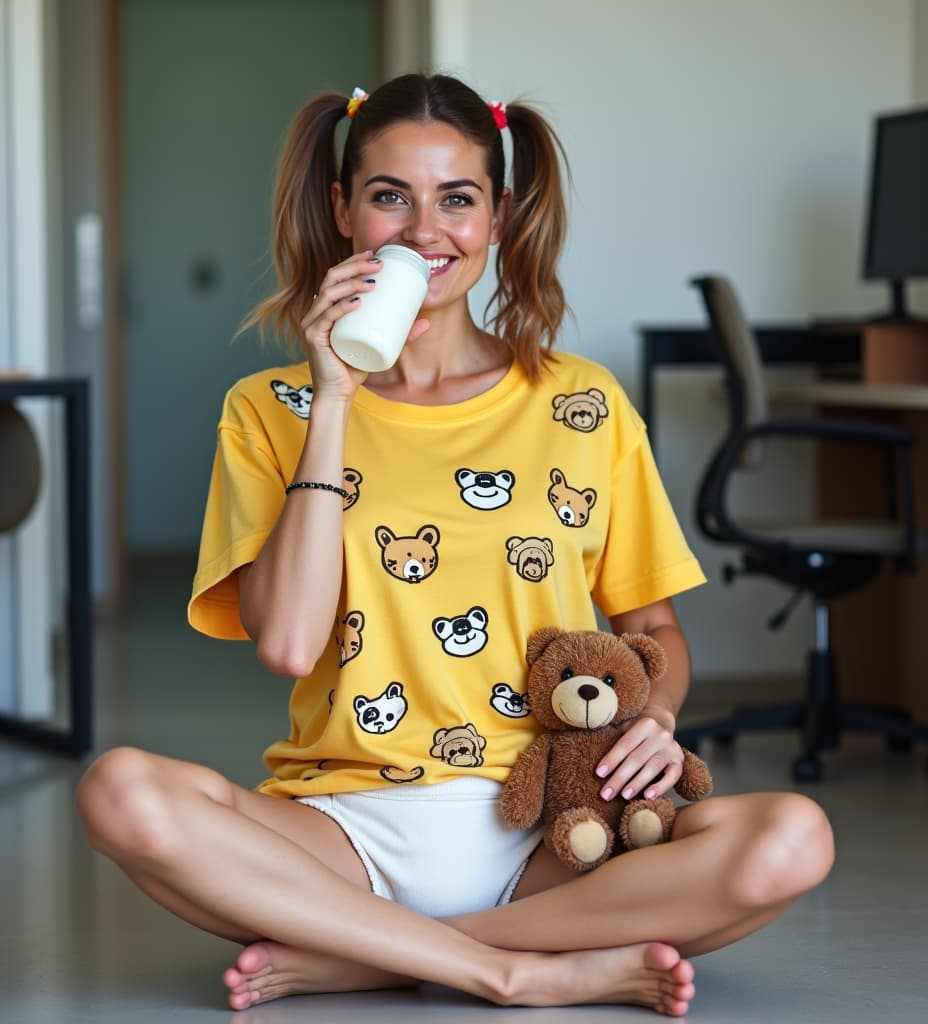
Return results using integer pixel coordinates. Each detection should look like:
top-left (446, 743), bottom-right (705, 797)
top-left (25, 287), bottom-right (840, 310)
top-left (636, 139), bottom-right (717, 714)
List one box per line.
top-left (375, 245), bottom-right (430, 283)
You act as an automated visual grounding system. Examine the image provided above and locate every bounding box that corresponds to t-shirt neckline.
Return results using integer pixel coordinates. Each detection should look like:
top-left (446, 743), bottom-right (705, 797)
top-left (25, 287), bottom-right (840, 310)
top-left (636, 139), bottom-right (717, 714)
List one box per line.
top-left (351, 359), bottom-right (528, 424)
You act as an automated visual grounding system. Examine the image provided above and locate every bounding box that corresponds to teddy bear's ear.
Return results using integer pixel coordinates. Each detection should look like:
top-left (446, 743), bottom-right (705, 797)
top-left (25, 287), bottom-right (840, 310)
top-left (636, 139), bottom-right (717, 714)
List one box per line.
top-left (526, 626), bottom-right (564, 667)
top-left (621, 633), bottom-right (667, 681)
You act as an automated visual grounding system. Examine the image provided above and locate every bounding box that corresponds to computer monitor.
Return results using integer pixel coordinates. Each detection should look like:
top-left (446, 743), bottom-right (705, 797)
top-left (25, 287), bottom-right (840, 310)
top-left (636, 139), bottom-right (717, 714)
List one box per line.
top-left (862, 107), bottom-right (928, 322)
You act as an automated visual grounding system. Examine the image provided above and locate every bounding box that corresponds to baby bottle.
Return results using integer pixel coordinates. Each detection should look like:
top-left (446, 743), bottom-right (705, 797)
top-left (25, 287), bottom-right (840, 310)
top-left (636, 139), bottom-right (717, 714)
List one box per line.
top-left (330, 245), bottom-right (430, 372)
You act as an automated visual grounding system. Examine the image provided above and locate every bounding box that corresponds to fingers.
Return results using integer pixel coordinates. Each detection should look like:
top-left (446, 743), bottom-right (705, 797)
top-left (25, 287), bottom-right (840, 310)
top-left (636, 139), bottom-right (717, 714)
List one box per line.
top-left (300, 251), bottom-right (383, 333)
top-left (595, 720), bottom-right (684, 801)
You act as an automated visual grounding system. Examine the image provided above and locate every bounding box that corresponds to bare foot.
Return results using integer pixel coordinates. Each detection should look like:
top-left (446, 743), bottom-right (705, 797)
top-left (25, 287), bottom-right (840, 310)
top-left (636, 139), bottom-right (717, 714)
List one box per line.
top-left (222, 941), bottom-right (417, 1010)
top-left (504, 941), bottom-right (695, 1015)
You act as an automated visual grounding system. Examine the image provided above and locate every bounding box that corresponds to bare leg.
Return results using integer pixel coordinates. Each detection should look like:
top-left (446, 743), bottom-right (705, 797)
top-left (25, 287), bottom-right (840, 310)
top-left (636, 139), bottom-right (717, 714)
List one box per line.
top-left (76, 748), bottom-right (694, 1013)
top-left (449, 791), bottom-right (835, 956)
top-left (228, 790), bottom-right (832, 1007)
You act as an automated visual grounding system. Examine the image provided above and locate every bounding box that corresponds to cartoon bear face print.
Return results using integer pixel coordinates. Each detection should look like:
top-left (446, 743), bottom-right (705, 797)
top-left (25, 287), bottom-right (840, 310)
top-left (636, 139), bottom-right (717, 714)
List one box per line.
top-left (342, 468), bottom-right (363, 510)
top-left (432, 606), bottom-right (489, 657)
top-left (489, 682), bottom-right (532, 718)
top-left (547, 468), bottom-right (597, 527)
top-left (375, 525), bottom-right (440, 583)
top-left (552, 388), bottom-right (608, 433)
top-left (506, 535), bottom-right (555, 582)
top-left (271, 379), bottom-right (314, 419)
top-left (455, 469), bottom-right (516, 510)
top-left (430, 723), bottom-right (487, 767)
top-left (353, 682), bottom-right (408, 734)
top-left (336, 610), bottom-right (365, 667)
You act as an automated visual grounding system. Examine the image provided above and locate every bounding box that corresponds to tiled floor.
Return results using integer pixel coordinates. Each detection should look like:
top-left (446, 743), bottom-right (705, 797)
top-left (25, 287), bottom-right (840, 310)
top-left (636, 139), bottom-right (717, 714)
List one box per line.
top-left (1, 559), bottom-right (927, 1023)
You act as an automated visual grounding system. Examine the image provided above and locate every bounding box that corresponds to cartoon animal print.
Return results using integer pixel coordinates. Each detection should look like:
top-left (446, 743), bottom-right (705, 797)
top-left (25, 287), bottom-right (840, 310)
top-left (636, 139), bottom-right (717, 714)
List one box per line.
top-left (506, 535), bottom-right (555, 582)
top-left (547, 468), bottom-right (597, 527)
top-left (342, 468), bottom-right (363, 510)
top-left (552, 388), bottom-right (608, 433)
top-left (490, 682), bottom-right (532, 718)
top-left (271, 379), bottom-right (314, 419)
top-left (335, 610), bottom-right (365, 667)
top-left (455, 468), bottom-right (516, 510)
top-left (430, 724), bottom-right (487, 767)
top-left (380, 765), bottom-right (426, 784)
top-left (353, 682), bottom-right (408, 734)
top-left (375, 524), bottom-right (440, 583)
top-left (432, 606), bottom-right (489, 657)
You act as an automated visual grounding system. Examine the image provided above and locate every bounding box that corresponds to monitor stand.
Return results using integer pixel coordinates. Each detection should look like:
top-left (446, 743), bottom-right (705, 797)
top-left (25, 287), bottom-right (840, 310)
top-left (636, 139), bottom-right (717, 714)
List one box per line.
top-left (867, 278), bottom-right (928, 324)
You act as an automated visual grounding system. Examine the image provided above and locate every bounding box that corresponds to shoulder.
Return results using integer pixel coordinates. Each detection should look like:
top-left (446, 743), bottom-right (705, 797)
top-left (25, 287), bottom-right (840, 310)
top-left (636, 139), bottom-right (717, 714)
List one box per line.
top-left (220, 363), bottom-right (312, 433)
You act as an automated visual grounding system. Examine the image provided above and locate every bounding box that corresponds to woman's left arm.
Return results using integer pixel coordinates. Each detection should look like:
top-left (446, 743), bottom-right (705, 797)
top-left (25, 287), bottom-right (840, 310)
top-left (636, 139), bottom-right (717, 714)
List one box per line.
top-left (594, 597), bottom-right (692, 802)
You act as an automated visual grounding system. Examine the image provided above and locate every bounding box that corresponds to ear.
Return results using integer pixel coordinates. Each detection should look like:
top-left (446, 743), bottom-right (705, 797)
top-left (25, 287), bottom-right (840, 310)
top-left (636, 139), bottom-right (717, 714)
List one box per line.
top-left (526, 626), bottom-right (564, 667)
top-left (490, 186), bottom-right (512, 246)
top-left (621, 633), bottom-right (667, 681)
top-left (331, 180), bottom-right (353, 239)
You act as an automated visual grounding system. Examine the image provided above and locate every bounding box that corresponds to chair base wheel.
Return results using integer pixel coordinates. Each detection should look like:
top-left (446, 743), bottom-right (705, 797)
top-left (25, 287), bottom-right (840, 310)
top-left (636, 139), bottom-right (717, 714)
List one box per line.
top-left (792, 755), bottom-right (822, 782)
top-left (887, 735), bottom-right (913, 753)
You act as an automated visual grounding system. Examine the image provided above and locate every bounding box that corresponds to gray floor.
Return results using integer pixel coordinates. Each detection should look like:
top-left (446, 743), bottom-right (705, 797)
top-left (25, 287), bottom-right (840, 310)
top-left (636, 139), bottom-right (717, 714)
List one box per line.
top-left (2, 559), bottom-right (927, 1023)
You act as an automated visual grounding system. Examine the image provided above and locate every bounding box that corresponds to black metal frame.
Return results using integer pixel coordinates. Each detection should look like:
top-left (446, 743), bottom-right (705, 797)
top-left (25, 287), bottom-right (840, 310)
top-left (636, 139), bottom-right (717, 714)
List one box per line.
top-left (0, 378), bottom-right (92, 757)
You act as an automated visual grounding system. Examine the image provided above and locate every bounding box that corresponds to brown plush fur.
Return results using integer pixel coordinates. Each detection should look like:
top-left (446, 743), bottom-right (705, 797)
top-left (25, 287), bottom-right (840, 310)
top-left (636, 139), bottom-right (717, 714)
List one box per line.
top-left (500, 627), bottom-right (714, 872)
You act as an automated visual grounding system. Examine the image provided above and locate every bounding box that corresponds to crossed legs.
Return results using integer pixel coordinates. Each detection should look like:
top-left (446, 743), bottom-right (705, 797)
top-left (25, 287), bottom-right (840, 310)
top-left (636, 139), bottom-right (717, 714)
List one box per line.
top-left (76, 747), bottom-right (834, 1014)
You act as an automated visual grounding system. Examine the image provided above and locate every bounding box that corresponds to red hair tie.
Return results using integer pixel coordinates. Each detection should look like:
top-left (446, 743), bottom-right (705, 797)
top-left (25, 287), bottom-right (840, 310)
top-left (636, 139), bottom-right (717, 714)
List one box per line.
top-left (488, 100), bottom-right (508, 130)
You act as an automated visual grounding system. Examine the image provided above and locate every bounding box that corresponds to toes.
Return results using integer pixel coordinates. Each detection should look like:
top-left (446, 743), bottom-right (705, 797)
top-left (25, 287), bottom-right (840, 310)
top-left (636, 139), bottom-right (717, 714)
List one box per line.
top-left (662, 994), bottom-right (691, 1017)
top-left (223, 967), bottom-right (245, 989)
top-left (669, 957), bottom-right (695, 985)
top-left (237, 942), bottom-right (272, 974)
top-left (642, 942), bottom-right (681, 972)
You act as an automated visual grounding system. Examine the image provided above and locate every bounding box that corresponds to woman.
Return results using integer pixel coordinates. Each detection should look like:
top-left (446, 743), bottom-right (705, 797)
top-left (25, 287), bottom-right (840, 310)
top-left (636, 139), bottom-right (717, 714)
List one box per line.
top-left (76, 74), bottom-right (834, 1016)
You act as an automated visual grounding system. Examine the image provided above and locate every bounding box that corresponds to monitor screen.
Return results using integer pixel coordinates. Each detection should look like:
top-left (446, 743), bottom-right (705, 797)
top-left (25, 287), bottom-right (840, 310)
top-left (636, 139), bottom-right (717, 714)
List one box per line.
top-left (863, 108), bottom-right (928, 280)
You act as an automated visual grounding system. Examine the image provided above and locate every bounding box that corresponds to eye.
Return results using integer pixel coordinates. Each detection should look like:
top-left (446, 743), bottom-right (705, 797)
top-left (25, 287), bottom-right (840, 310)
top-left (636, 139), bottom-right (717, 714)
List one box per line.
top-left (560, 668), bottom-right (574, 680)
top-left (603, 674), bottom-right (616, 687)
top-left (372, 189), bottom-right (406, 206)
top-left (443, 192), bottom-right (474, 208)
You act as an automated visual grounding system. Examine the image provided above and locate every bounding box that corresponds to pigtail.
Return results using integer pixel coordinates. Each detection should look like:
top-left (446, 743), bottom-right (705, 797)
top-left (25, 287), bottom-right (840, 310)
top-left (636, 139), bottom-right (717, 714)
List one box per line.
top-left (239, 93), bottom-right (352, 349)
top-left (489, 102), bottom-right (571, 382)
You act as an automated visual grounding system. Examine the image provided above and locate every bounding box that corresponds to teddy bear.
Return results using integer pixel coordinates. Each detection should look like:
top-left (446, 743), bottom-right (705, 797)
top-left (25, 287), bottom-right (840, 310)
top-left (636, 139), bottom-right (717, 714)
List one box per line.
top-left (500, 627), bottom-right (713, 872)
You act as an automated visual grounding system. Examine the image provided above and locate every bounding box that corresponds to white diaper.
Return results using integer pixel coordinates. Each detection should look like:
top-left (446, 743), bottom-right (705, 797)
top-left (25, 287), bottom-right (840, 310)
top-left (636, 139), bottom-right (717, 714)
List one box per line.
top-left (297, 776), bottom-right (543, 918)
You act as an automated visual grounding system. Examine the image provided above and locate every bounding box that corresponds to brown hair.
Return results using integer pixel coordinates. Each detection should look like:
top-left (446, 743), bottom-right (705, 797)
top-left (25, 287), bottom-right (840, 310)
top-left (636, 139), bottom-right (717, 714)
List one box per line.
top-left (242, 74), bottom-right (571, 382)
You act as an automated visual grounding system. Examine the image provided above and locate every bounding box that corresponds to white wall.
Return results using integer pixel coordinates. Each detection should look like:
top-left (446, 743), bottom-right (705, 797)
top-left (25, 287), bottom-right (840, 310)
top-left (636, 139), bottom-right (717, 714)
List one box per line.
top-left (432, 0), bottom-right (915, 679)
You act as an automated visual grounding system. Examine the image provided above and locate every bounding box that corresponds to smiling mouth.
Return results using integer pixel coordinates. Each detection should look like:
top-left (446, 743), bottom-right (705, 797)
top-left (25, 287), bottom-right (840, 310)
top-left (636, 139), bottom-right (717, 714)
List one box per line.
top-left (426, 256), bottom-right (456, 276)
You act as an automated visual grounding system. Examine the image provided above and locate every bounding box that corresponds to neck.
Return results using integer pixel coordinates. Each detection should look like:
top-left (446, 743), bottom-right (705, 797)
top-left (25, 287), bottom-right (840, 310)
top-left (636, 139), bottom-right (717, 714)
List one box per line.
top-left (365, 304), bottom-right (511, 403)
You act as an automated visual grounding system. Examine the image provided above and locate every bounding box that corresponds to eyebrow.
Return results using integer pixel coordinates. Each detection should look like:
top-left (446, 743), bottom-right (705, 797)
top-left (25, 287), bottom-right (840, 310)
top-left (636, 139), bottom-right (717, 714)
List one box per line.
top-left (363, 174), bottom-right (484, 193)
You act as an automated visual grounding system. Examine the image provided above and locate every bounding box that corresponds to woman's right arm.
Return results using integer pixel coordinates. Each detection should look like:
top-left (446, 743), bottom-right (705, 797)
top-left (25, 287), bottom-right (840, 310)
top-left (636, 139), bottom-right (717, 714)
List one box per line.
top-left (237, 252), bottom-right (379, 678)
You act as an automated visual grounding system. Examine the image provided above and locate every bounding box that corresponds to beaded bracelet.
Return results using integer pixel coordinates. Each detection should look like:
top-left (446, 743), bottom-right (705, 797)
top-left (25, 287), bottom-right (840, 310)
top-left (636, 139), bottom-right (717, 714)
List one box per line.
top-left (285, 480), bottom-right (350, 500)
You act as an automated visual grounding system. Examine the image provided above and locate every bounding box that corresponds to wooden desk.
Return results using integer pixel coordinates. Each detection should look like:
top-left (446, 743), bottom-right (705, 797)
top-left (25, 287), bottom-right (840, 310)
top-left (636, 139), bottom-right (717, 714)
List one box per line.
top-left (639, 324), bottom-right (928, 726)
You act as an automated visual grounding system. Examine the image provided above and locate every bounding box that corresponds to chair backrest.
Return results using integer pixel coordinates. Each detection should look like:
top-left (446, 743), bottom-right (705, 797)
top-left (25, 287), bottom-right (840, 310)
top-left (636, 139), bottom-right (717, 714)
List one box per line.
top-left (690, 275), bottom-right (768, 469)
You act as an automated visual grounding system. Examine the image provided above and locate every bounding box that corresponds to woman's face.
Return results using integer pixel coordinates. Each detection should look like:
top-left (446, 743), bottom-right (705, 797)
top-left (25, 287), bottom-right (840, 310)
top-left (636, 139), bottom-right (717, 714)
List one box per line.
top-left (333, 120), bottom-right (507, 311)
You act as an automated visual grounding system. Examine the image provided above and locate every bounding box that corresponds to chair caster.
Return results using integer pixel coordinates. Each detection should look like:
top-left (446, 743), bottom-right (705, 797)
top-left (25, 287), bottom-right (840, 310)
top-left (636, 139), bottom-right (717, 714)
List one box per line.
top-left (791, 754), bottom-right (822, 782)
top-left (887, 735), bottom-right (913, 753)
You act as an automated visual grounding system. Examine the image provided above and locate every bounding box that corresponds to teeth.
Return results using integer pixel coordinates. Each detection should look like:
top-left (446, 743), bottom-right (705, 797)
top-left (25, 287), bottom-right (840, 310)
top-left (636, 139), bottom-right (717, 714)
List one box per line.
top-left (428, 258), bottom-right (451, 270)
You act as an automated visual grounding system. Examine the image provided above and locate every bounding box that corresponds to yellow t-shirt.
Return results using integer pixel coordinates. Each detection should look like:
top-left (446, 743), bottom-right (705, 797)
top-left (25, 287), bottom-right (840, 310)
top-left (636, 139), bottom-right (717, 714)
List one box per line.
top-left (188, 353), bottom-right (705, 798)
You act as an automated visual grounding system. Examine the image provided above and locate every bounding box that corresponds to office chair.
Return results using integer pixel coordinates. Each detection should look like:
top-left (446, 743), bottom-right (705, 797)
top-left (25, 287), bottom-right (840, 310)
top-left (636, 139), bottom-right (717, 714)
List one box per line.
top-left (677, 275), bottom-right (928, 781)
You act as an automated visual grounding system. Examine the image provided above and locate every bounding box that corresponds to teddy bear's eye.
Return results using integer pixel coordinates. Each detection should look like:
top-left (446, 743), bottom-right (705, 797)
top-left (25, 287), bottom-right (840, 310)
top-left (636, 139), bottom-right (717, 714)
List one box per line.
top-left (603, 674), bottom-right (616, 687)
top-left (561, 668), bottom-right (574, 680)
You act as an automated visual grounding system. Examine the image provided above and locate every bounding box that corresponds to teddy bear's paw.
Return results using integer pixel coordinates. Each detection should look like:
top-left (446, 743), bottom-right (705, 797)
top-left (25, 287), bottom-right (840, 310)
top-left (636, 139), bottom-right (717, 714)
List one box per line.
top-left (549, 807), bottom-right (614, 871)
top-left (620, 797), bottom-right (676, 849)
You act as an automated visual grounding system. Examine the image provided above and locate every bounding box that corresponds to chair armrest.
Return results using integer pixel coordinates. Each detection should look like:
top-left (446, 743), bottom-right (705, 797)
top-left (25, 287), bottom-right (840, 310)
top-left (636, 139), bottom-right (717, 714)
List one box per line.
top-left (740, 417), bottom-right (914, 448)
top-left (698, 416), bottom-right (918, 572)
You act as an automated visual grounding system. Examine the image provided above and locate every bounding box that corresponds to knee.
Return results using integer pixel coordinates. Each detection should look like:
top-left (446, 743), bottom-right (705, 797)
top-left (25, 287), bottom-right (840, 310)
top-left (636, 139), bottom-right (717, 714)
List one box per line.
top-left (728, 793), bottom-right (834, 909)
top-left (75, 746), bottom-right (181, 863)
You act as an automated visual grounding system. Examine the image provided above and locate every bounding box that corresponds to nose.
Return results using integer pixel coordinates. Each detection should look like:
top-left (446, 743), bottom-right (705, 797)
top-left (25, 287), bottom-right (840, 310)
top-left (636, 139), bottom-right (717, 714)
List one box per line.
top-left (402, 203), bottom-right (440, 246)
top-left (578, 684), bottom-right (599, 702)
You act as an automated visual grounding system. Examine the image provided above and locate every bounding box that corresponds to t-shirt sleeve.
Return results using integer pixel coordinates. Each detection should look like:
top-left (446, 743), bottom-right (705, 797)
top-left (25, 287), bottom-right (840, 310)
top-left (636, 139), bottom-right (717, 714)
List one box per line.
top-left (187, 388), bottom-right (286, 639)
top-left (590, 387), bottom-right (706, 617)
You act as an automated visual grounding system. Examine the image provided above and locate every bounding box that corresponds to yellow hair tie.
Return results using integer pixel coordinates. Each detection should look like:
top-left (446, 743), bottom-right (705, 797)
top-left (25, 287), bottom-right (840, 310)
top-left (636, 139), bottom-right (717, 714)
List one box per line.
top-left (347, 87), bottom-right (369, 120)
